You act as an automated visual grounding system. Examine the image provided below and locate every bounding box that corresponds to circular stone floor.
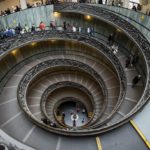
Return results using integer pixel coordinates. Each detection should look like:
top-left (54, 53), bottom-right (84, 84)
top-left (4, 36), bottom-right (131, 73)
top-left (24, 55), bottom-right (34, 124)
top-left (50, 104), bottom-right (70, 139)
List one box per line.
top-left (57, 101), bottom-right (88, 127)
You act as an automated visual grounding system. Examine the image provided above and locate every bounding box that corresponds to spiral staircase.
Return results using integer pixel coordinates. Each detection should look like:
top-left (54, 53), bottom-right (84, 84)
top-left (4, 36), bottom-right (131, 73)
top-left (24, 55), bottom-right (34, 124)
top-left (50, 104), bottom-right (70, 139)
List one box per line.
top-left (0, 3), bottom-right (150, 150)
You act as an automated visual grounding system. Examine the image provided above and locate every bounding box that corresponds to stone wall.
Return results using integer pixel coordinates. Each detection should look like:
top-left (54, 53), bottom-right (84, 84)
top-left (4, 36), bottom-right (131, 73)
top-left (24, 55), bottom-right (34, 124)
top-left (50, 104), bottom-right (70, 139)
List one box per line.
top-left (0, 5), bottom-right (54, 29)
top-left (107, 0), bottom-right (150, 14)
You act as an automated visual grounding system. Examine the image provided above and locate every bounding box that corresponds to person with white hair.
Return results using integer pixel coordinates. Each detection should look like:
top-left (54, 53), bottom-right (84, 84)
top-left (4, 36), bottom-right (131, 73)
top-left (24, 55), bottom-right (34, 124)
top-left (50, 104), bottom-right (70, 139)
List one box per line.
top-left (72, 25), bottom-right (77, 32)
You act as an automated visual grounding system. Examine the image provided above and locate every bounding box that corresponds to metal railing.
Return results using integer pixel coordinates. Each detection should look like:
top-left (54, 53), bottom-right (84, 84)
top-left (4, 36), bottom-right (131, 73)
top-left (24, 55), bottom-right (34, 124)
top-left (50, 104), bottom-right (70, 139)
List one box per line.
top-left (12, 31), bottom-right (126, 136)
top-left (0, 3), bottom-right (149, 135)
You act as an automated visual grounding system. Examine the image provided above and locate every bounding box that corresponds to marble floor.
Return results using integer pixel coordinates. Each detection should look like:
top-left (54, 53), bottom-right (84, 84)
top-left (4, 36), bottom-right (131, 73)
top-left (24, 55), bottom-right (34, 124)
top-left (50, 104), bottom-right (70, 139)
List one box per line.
top-left (58, 101), bottom-right (89, 127)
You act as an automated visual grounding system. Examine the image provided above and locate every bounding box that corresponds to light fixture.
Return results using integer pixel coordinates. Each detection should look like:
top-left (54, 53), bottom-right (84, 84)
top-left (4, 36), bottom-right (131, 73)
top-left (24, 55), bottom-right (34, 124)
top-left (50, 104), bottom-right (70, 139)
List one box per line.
top-left (53, 12), bottom-right (60, 18)
top-left (140, 15), bottom-right (144, 20)
top-left (85, 15), bottom-right (92, 20)
top-left (117, 28), bottom-right (121, 32)
top-left (11, 49), bottom-right (17, 55)
top-left (51, 39), bottom-right (56, 42)
top-left (31, 42), bottom-right (37, 46)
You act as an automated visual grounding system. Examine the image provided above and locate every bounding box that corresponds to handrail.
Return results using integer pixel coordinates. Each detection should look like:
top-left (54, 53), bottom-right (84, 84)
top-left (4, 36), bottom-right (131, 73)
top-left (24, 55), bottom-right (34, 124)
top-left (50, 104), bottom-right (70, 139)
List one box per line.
top-left (0, 3), bottom-right (149, 135)
top-left (0, 3), bottom-right (149, 40)
top-left (13, 31), bottom-right (126, 136)
top-left (0, 2), bottom-right (149, 18)
top-left (19, 59), bottom-right (108, 126)
top-left (41, 83), bottom-right (95, 127)
top-left (0, 31), bottom-right (145, 136)
top-left (54, 2), bottom-right (150, 118)
top-left (95, 4), bottom-right (150, 32)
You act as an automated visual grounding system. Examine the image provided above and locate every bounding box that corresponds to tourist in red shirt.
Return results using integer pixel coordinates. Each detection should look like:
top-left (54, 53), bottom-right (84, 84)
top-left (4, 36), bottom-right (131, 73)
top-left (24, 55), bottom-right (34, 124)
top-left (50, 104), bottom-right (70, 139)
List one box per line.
top-left (39, 21), bottom-right (46, 30)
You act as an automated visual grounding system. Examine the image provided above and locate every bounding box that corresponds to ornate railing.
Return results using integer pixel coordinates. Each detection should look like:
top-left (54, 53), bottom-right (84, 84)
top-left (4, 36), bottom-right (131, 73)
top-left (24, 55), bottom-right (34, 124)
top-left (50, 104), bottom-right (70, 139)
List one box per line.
top-left (0, 3), bottom-right (149, 136)
top-left (40, 81), bottom-right (96, 126)
top-left (0, 31), bottom-right (126, 89)
top-left (0, 31), bottom-right (126, 132)
top-left (96, 4), bottom-right (150, 33)
top-left (0, 130), bottom-right (35, 150)
top-left (54, 2), bottom-right (150, 118)
top-left (18, 59), bottom-right (108, 124)
top-left (54, 3), bottom-right (150, 58)
top-left (8, 31), bottom-right (126, 135)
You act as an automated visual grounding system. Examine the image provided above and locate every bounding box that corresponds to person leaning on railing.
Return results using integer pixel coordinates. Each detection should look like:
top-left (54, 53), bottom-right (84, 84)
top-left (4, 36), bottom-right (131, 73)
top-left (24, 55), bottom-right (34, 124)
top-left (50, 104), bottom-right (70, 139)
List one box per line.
top-left (0, 28), bottom-right (15, 38)
top-left (24, 24), bottom-right (29, 32)
top-left (31, 24), bottom-right (36, 32)
top-left (132, 5), bottom-right (137, 11)
top-left (50, 21), bottom-right (56, 30)
top-left (39, 21), bottom-right (46, 30)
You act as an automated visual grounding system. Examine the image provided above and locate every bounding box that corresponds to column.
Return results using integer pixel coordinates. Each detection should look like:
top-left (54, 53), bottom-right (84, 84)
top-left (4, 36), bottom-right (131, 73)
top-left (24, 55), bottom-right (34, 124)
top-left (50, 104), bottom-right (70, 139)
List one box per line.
top-left (140, 0), bottom-right (148, 5)
top-left (20, 0), bottom-right (27, 10)
top-left (123, 0), bottom-right (130, 8)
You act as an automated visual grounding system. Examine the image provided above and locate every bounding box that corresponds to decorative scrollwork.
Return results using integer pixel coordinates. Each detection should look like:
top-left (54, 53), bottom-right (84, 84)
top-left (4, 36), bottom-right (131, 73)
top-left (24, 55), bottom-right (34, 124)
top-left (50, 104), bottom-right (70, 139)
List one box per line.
top-left (0, 3), bottom-right (149, 136)
top-left (17, 56), bottom-right (125, 135)
top-left (18, 58), bottom-right (108, 108)
top-left (54, 2), bottom-right (150, 124)
top-left (40, 81), bottom-right (96, 124)
top-left (1, 31), bottom-right (127, 135)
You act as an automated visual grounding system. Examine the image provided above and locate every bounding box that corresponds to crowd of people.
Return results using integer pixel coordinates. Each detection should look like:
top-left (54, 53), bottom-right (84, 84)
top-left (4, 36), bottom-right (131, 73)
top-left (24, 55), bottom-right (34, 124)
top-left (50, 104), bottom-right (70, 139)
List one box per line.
top-left (0, 23), bottom-right (35, 39)
top-left (0, 21), bottom-right (50, 39)
top-left (111, 0), bottom-right (141, 11)
top-left (0, 5), bottom-right (21, 16)
top-left (1, 0), bottom-right (150, 17)
top-left (62, 21), bottom-right (94, 35)
top-left (41, 105), bottom-right (87, 127)
top-left (0, 1), bottom-right (54, 17)
top-left (111, 0), bottom-right (150, 16)
top-left (41, 118), bottom-right (57, 127)
top-left (0, 20), bottom-right (96, 40)
top-left (132, 4), bottom-right (142, 12)
top-left (0, 19), bottom-right (142, 88)
top-left (0, 0), bottom-right (90, 17)
top-left (58, 105), bottom-right (87, 127)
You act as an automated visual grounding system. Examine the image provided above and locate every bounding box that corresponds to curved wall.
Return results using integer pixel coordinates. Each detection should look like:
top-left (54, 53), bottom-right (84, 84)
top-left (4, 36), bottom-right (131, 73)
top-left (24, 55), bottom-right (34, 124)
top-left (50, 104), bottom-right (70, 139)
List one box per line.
top-left (0, 39), bottom-right (119, 91)
top-left (53, 6), bottom-right (148, 78)
top-left (0, 4), bottom-right (149, 140)
top-left (47, 10), bottom-right (149, 77)
top-left (0, 6), bottom-right (147, 76)
top-left (0, 5), bottom-right (54, 30)
top-left (96, 4), bottom-right (150, 42)
top-left (1, 4), bottom-right (150, 42)
top-left (0, 3), bottom-right (148, 118)
top-left (0, 6), bottom-right (148, 91)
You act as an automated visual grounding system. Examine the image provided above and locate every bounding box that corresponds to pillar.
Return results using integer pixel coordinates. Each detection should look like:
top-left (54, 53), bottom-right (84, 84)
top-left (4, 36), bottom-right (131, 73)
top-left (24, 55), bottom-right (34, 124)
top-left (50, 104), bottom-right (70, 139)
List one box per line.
top-left (20, 0), bottom-right (27, 10)
top-left (140, 0), bottom-right (148, 5)
top-left (122, 0), bottom-right (130, 8)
